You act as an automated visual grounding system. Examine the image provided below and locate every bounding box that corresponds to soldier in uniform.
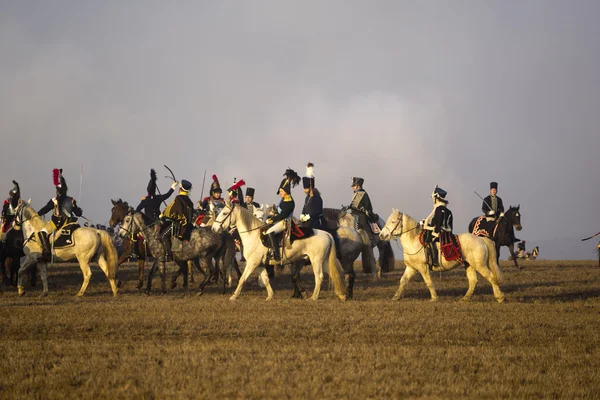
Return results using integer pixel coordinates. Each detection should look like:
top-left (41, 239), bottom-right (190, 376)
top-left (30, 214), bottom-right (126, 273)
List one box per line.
top-left (201, 175), bottom-right (225, 219)
top-left (244, 187), bottom-right (260, 215)
top-left (265, 168), bottom-right (300, 263)
top-left (227, 178), bottom-right (246, 207)
top-left (482, 181), bottom-right (504, 220)
top-left (350, 177), bottom-right (378, 233)
top-left (420, 186), bottom-right (453, 267)
top-left (162, 179), bottom-right (194, 252)
top-left (1, 180), bottom-right (20, 239)
top-left (37, 169), bottom-right (83, 262)
top-left (136, 169), bottom-right (178, 221)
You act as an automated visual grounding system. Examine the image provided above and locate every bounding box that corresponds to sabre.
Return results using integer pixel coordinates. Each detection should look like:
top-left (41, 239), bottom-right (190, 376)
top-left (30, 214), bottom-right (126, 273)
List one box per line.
top-left (474, 191), bottom-right (493, 213)
top-left (199, 169), bottom-right (207, 202)
top-left (78, 164), bottom-right (83, 207)
top-left (581, 231), bottom-right (600, 241)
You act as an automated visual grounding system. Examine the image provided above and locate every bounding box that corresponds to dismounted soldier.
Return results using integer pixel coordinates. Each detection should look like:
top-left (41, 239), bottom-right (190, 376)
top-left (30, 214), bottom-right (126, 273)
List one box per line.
top-left (1, 180), bottom-right (20, 239)
top-left (482, 181), bottom-right (504, 220)
top-left (201, 175), bottom-right (225, 218)
top-left (227, 178), bottom-right (246, 207)
top-left (420, 186), bottom-right (453, 267)
top-left (244, 187), bottom-right (260, 215)
top-left (37, 169), bottom-right (83, 262)
top-left (265, 168), bottom-right (300, 263)
top-left (135, 169), bottom-right (178, 221)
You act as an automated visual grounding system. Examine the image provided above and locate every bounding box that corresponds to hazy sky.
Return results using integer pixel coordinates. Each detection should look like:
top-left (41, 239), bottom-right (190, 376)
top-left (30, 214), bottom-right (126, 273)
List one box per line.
top-left (2, 1), bottom-right (599, 258)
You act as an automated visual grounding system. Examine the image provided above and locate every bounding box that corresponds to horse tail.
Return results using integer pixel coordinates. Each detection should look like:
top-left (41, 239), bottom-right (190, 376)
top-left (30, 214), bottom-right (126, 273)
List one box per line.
top-left (483, 237), bottom-right (503, 285)
top-left (358, 230), bottom-right (376, 273)
top-left (98, 230), bottom-right (118, 279)
top-left (325, 236), bottom-right (346, 301)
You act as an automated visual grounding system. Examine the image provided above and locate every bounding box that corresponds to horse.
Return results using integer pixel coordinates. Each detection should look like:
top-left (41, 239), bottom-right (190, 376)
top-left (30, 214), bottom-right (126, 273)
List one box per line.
top-left (379, 209), bottom-right (505, 303)
top-left (14, 203), bottom-right (118, 297)
top-left (212, 201), bottom-right (346, 301)
top-left (110, 199), bottom-right (150, 289)
top-left (1, 227), bottom-right (34, 288)
top-left (290, 225), bottom-right (363, 299)
top-left (468, 205), bottom-right (523, 268)
top-left (323, 208), bottom-right (396, 277)
top-left (117, 211), bottom-right (221, 294)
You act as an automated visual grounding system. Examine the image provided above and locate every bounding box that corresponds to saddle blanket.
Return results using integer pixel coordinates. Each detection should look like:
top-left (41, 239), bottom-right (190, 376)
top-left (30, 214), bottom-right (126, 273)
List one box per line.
top-left (52, 223), bottom-right (81, 248)
top-left (440, 231), bottom-right (463, 262)
top-left (471, 216), bottom-right (496, 238)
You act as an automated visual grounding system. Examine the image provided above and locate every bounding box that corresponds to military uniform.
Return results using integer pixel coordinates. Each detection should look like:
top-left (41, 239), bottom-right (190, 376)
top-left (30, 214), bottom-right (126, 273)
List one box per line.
top-left (482, 181), bottom-right (504, 219)
top-left (227, 178), bottom-right (246, 207)
top-left (37, 169), bottom-right (83, 261)
top-left (422, 186), bottom-right (453, 266)
top-left (266, 168), bottom-right (300, 262)
top-left (1, 181), bottom-right (20, 236)
top-left (300, 164), bottom-right (325, 229)
top-left (163, 180), bottom-right (194, 241)
top-left (201, 174), bottom-right (226, 218)
top-left (244, 187), bottom-right (260, 215)
top-left (135, 169), bottom-right (176, 221)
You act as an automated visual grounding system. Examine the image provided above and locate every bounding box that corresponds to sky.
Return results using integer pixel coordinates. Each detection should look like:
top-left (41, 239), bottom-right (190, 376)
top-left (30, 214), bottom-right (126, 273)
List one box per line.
top-left (1, 1), bottom-right (599, 259)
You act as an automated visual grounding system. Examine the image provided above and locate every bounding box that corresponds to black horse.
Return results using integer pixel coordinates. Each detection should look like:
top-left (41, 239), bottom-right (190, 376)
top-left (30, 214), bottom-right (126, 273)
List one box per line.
top-left (1, 228), bottom-right (36, 288)
top-left (468, 205), bottom-right (523, 268)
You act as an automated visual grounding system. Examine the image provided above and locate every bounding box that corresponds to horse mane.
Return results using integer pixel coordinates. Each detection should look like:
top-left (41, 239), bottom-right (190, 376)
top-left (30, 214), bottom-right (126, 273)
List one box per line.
top-left (234, 203), bottom-right (264, 229)
top-left (402, 211), bottom-right (420, 234)
top-left (23, 204), bottom-right (45, 230)
top-left (323, 208), bottom-right (342, 220)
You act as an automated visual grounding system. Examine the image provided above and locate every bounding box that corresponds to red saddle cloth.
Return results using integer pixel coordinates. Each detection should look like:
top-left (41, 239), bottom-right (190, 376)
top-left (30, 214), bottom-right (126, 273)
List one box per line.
top-left (440, 231), bottom-right (463, 262)
top-left (289, 220), bottom-right (314, 244)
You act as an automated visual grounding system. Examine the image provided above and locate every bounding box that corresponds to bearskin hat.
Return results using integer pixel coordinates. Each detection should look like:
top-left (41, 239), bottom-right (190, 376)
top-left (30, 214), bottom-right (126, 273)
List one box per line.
top-left (147, 169), bottom-right (157, 197)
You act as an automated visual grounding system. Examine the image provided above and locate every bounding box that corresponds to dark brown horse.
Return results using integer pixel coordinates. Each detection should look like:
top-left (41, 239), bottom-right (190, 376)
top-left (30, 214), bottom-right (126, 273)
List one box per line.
top-left (468, 205), bottom-right (523, 268)
top-left (1, 227), bottom-right (36, 288)
top-left (110, 199), bottom-right (149, 289)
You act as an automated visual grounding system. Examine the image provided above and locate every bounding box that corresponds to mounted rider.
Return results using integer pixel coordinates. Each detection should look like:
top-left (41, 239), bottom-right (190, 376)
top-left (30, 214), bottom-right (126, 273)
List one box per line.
top-left (201, 175), bottom-right (225, 219)
top-left (265, 168), bottom-right (300, 263)
top-left (420, 186), bottom-right (453, 267)
top-left (1, 180), bottom-right (20, 240)
top-left (300, 163), bottom-right (342, 260)
top-left (162, 180), bottom-right (194, 242)
top-left (482, 182), bottom-right (504, 221)
top-left (136, 169), bottom-right (177, 221)
top-left (37, 169), bottom-right (83, 262)
top-left (244, 187), bottom-right (260, 215)
top-left (227, 178), bottom-right (246, 207)
top-left (350, 177), bottom-right (379, 234)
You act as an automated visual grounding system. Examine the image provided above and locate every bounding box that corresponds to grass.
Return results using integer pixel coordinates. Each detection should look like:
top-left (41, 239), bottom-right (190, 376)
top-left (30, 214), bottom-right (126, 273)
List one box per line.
top-left (1, 259), bottom-right (599, 399)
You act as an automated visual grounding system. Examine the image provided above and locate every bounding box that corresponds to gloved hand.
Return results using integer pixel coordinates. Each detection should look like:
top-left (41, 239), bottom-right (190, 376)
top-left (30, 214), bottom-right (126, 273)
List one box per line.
top-left (499, 212), bottom-right (505, 217)
top-left (171, 181), bottom-right (178, 190)
top-left (266, 218), bottom-right (273, 224)
top-left (419, 219), bottom-right (425, 226)
top-left (432, 231), bottom-right (439, 238)
top-left (488, 210), bottom-right (496, 216)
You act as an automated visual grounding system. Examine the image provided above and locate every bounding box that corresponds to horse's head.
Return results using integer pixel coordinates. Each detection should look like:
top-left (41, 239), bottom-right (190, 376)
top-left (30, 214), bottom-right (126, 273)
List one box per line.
top-left (118, 211), bottom-right (137, 239)
top-left (379, 209), bottom-right (403, 241)
top-left (212, 200), bottom-right (236, 233)
top-left (253, 204), bottom-right (265, 221)
top-left (507, 205), bottom-right (522, 231)
top-left (110, 199), bottom-right (129, 228)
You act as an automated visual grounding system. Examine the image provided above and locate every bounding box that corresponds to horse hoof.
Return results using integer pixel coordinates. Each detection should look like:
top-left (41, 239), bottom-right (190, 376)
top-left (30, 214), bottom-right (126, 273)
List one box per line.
top-left (391, 295), bottom-right (400, 301)
top-left (39, 292), bottom-right (48, 298)
top-left (497, 297), bottom-right (505, 303)
top-left (197, 291), bottom-right (204, 296)
top-left (430, 297), bottom-right (439, 302)
top-left (117, 280), bottom-right (123, 289)
top-left (459, 297), bottom-right (470, 302)
top-left (265, 297), bottom-right (273, 302)
top-left (170, 282), bottom-right (177, 289)
top-left (229, 296), bottom-right (237, 301)
top-left (17, 286), bottom-right (25, 297)
top-left (75, 293), bottom-right (84, 298)
top-left (136, 283), bottom-right (143, 290)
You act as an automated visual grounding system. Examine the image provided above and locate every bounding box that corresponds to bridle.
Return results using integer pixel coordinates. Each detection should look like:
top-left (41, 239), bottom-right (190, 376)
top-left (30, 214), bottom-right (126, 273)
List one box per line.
top-left (214, 203), bottom-right (266, 234)
top-left (13, 202), bottom-right (34, 229)
top-left (382, 212), bottom-right (424, 256)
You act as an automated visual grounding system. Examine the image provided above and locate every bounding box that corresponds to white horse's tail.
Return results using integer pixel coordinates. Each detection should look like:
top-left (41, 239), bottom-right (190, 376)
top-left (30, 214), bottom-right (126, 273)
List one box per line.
top-left (483, 238), bottom-right (503, 285)
top-left (325, 239), bottom-right (347, 301)
top-left (98, 230), bottom-right (118, 279)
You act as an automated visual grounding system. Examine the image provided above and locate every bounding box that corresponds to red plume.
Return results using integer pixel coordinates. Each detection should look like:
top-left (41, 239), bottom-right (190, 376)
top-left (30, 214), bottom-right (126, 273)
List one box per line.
top-left (53, 168), bottom-right (60, 186)
top-left (212, 174), bottom-right (220, 186)
top-left (229, 179), bottom-right (246, 191)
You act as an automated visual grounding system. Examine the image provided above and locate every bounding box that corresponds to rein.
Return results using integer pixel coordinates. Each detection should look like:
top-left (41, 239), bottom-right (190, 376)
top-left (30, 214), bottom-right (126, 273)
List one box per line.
top-left (216, 204), bottom-right (264, 234)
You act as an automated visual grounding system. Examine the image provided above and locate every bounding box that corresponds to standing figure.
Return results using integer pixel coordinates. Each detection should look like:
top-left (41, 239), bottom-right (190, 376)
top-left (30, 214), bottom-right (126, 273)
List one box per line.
top-left (136, 169), bottom-right (177, 221)
top-left (421, 186), bottom-right (453, 267)
top-left (37, 169), bottom-right (83, 262)
top-left (265, 168), bottom-right (300, 264)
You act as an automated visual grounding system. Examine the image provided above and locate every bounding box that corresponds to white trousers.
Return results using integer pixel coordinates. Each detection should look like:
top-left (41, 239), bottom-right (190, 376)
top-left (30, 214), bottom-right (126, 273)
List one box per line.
top-left (266, 220), bottom-right (286, 235)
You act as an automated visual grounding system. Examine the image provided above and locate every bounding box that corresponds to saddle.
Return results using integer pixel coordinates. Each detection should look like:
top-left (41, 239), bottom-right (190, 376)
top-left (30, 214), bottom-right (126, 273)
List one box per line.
top-left (440, 231), bottom-right (463, 262)
top-left (52, 222), bottom-right (81, 248)
top-left (261, 220), bottom-right (314, 259)
top-left (472, 216), bottom-right (498, 239)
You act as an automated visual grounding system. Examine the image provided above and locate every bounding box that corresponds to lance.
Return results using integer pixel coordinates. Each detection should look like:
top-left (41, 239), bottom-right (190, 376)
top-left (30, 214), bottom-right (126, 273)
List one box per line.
top-left (581, 231), bottom-right (600, 241)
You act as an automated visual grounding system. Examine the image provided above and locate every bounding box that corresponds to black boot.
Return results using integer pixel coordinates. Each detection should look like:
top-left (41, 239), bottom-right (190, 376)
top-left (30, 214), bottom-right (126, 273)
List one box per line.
top-left (37, 232), bottom-right (51, 262)
top-left (268, 233), bottom-right (281, 263)
top-left (430, 242), bottom-right (439, 267)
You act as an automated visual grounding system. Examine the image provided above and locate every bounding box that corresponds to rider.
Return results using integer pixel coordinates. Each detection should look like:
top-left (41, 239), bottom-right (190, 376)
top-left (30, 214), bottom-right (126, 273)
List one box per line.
top-left (201, 175), bottom-right (225, 218)
top-left (37, 169), bottom-right (83, 262)
top-left (265, 168), bottom-right (300, 263)
top-left (421, 186), bottom-right (453, 267)
top-left (163, 180), bottom-right (194, 241)
top-left (350, 177), bottom-right (378, 233)
top-left (227, 178), bottom-right (246, 207)
top-left (482, 181), bottom-right (504, 221)
top-left (136, 169), bottom-right (178, 221)
top-left (244, 187), bottom-right (260, 215)
top-left (1, 180), bottom-right (20, 240)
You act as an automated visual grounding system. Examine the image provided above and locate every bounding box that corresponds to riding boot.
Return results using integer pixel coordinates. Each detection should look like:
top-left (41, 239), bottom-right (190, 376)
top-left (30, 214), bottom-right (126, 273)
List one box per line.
top-left (431, 242), bottom-right (439, 267)
top-left (37, 232), bottom-right (51, 262)
top-left (266, 265), bottom-right (275, 280)
top-left (268, 233), bottom-right (281, 263)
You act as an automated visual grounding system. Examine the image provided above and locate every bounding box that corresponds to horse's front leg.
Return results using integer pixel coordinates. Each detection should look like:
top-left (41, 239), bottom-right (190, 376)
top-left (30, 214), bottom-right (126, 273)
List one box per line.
top-left (17, 256), bottom-right (37, 297)
top-left (460, 266), bottom-right (478, 302)
top-left (290, 261), bottom-right (306, 299)
top-left (508, 244), bottom-right (520, 269)
top-left (231, 259), bottom-right (260, 301)
top-left (145, 260), bottom-right (158, 295)
top-left (393, 265), bottom-right (418, 301)
top-left (159, 260), bottom-right (167, 294)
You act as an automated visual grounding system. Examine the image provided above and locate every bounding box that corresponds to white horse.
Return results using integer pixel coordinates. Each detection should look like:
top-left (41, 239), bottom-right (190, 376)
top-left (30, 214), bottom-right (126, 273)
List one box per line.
top-left (14, 203), bottom-right (118, 297)
top-left (212, 201), bottom-right (346, 301)
top-left (379, 209), bottom-right (504, 303)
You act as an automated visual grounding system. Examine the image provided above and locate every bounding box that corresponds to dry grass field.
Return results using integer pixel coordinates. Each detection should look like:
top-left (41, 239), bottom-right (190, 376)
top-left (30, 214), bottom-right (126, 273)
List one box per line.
top-left (2, 259), bottom-right (600, 399)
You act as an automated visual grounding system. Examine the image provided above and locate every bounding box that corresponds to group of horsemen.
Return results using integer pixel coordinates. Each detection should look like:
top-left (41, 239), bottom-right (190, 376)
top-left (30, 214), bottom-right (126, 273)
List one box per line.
top-left (1, 165), bottom-right (508, 267)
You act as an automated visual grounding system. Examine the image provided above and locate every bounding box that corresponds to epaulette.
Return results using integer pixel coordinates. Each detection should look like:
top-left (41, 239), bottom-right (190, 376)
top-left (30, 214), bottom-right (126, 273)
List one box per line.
top-left (203, 196), bottom-right (210, 202)
top-left (141, 196), bottom-right (147, 201)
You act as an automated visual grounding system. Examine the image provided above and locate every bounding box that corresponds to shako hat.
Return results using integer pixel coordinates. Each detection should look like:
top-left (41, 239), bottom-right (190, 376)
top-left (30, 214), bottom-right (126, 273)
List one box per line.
top-left (180, 180), bottom-right (192, 192)
top-left (490, 181), bottom-right (498, 190)
top-left (351, 177), bottom-right (364, 187)
top-left (246, 187), bottom-right (255, 198)
top-left (431, 185), bottom-right (448, 202)
top-left (303, 162), bottom-right (315, 189)
top-left (147, 169), bottom-right (157, 197)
